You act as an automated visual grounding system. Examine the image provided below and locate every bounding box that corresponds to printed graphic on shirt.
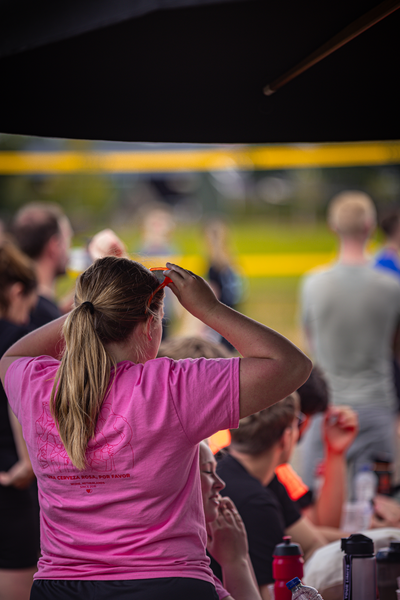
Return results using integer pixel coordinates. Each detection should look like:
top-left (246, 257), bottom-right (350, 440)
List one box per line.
top-left (36, 398), bottom-right (134, 473)
top-left (45, 471), bottom-right (133, 494)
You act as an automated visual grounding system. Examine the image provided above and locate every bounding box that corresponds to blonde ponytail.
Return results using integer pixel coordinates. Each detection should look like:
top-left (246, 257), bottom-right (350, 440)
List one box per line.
top-left (51, 304), bottom-right (115, 470)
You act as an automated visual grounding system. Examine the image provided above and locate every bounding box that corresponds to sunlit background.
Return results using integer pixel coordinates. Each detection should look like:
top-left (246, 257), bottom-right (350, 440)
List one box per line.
top-left (1, 135), bottom-right (400, 350)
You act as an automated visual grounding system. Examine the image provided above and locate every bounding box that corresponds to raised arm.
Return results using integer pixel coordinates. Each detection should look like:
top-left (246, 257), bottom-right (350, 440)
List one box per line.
top-left (165, 264), bottom-right (312, 418)
top-left (304, 406), bottom-right (358, 528)
top-left (0, 315), bottom-right (67, 386)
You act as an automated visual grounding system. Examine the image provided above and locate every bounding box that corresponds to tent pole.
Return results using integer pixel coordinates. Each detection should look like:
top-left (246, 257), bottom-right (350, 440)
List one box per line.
top-left (263, 0), bottom-right (400, 95)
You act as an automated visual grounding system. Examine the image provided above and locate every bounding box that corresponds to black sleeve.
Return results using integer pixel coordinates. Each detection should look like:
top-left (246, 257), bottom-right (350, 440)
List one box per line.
top-left (267, 475), bottom-right (302, 528)
top-left (29, 296), bottom-right (62, 329)
top-left (295, 489), bottom-right (314, 511)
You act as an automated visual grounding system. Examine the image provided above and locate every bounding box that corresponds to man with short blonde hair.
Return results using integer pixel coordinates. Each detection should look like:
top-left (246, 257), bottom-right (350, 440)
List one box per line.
top-left (327, 190), bottom-right (377, 235)
top-left (300, 190), bottom-right (400, 497)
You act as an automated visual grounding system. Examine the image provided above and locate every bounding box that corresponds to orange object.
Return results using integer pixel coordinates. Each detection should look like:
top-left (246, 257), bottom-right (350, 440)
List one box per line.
top-left (275, 463), bottom-right (309, 501)
top-left (209, 430), bottom-right (231, 455)
top-left (147, 267), bottom-right (172, 308)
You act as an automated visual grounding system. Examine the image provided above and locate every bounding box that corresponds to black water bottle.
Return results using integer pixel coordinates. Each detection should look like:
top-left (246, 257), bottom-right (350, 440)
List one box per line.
top-left (341, 534), bottom-right (377, 600)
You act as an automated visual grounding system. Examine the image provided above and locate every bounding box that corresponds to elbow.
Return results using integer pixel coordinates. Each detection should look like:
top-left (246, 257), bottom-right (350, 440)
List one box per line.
top-left (290, 351), bottom-right (313, 392)
top-left (304, 536), bottom-right (326, 563)
top-left (301, 353), bottom-right (313, 385)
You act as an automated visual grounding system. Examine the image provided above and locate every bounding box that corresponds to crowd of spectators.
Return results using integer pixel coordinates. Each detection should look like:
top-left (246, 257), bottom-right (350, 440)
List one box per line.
top-left (1, 193), bottom-right (400, 600)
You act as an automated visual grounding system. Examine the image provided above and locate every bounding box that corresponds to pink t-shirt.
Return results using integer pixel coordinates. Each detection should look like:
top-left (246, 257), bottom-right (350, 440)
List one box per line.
top-left (5, 355), bottom-right (240, 582)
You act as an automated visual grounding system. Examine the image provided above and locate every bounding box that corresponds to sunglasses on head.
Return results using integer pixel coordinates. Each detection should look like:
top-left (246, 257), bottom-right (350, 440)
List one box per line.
top-left (147, 267), bottom-right (172, 308)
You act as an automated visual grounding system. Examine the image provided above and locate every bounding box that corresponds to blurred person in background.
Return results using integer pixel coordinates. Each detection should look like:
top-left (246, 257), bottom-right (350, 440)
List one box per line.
top-left (0, 237), bottom-right (39, 600)
top-left (204, 218), bottom-right (244, 350)
top-left (372, 210), bottom-right (400, 484)
top-left (136, 202), bottom-right (177, 258)
top-left (87, 228), bottom-right (128, 261)
top-left (136, 203), bottom-right (179, 339)
top-left (276, 367), bottom-right (358, 529)
top-left (10, 202), bottom-right (73, 327)
top-left (300, 191), bottom-right (400, 499)
top-left (373, 209), bottom-right (400, 278)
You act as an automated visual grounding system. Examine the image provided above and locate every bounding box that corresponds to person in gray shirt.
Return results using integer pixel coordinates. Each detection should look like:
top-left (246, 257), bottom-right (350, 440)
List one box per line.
top-left (300, 191), bottom-right (400, 498)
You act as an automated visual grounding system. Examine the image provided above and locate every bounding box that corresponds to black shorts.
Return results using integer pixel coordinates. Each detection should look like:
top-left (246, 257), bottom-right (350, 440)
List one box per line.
top-left (31, 578), bottom-right (219, 600)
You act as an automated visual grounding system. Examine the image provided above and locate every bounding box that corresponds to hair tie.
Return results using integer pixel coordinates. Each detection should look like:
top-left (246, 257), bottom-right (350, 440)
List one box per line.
top-left (81, 301), bottom-right (95, 315)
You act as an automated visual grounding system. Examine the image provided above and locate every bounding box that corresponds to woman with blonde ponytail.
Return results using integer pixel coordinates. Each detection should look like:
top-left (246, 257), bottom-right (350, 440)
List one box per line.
top-left (0, 257), bottom-right (311, 600)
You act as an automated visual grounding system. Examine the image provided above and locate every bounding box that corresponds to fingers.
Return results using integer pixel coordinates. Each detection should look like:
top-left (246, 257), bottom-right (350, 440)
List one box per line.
top-left (338, 413), bottom-right (358, 432)
top-left (220, 497), bottom-right (241, 521)
top-left (219, 496), bottom-right (236, 511)
top-left (163, 263), bottom-right (196, 297)
top-left (325, 405), bottom-right (358, 431)
top-left (218, 500), bottom-right (243, 528)
top-left (165, 263), bottom-right (196, 279)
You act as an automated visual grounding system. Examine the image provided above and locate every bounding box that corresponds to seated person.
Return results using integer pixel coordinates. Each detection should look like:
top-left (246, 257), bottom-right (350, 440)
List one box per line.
top-left (278, 366), bottom-right (359, 529)
top-left (199, 441), bottom-right (261, 600)
top-left (213, 395), bottom-right (356, 599)
top-left (275, 365), bottom-right (330, 514)
top-left (281, 368), bottom-right (400, 530)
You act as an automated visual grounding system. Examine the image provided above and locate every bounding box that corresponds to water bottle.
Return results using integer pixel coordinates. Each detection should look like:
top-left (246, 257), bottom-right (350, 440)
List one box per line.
top-left (286, 577), bottom-right (324, 600)
top-left (341, 533), bottom-right (377, 600)
top-left (354, 465), bottom-right (377, 503)
top-left (273, 536), bottom-right (304, 600)
top-left (341, 465), bottom-right (378, 531)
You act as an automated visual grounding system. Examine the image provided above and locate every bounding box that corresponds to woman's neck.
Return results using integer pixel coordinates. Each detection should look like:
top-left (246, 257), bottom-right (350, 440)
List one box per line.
top-left (104, 334), bottom-right (154, 365)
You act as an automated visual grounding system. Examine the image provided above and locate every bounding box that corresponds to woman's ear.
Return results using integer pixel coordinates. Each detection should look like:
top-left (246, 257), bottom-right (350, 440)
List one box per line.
top-left (145, 315), bottom-right (154, 341)
top-left (277, 426), bottom-right (294, 464)
top-left (7, 282), bottom-right (24, 303)
top-left (4, 282), bottom-right (30, 325)
top-left (279, 427), bottom-right (292, 452)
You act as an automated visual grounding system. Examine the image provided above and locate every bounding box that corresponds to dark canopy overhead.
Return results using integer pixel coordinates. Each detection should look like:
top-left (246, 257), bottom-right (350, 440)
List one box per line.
top-left (0, 0), bottom-right (399, 144)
